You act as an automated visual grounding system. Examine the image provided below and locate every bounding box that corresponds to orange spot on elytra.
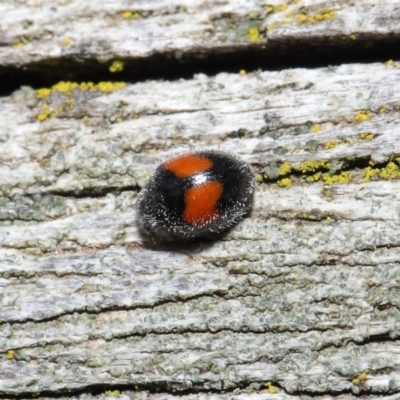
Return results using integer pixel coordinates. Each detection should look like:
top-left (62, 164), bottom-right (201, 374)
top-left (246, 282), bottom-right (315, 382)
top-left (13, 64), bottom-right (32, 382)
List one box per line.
top-left (164, 154), bottom-right (213, 178)
top-left (183, 181), bottom-right (223, 226)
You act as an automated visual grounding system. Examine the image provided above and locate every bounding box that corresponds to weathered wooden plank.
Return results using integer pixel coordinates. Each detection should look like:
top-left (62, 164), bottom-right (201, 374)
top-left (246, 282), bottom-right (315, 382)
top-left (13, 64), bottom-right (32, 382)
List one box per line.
top-left (1, 0), bottom-right (399, 68)
top-left (2, 63), bottom-right (400, 196)
top-left (3, 0), bottom-right (400, 398)
top-left (1, 61), bottom-right (400, 399)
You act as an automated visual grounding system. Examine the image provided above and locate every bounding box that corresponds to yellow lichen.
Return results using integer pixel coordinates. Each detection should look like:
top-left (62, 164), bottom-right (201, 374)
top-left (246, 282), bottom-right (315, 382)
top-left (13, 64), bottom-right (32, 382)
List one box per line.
top-left (248, 27), bottom-right (261, 43)
top-left (36, 88), bottom-right (52, 99)
top-left (348, 139), bottom-right (355, 145)
top-left (266, 381), bottom-right (276, 393)
top-left (51, 81), bottom-right (78, 94)
top-left (297, 14), bottom-right (307, 23)
top-left (36, 81), bottom-right (126, 98)
top-left (379, 107), bottom-right (387, 113)
top-left (322, 171), bottom-right (351, 185)
top-left (36, 103), bottom-right (67, 121)
top-left (96, 82), bottom-right (126, 92)
top-left (363, 161), bottom-right (400, 182)
top-left (7, 350), bottom-right (15, 360)
top-left (122, 11), bottom-right (140, 19)
top-left (379, 162), bottom-right (400, 179)
top-left (266, 4), bottom-right (288, 13)
top-left (301, 213), bottom-right (318, 220)
top-left (268, 5), bottom-right (335, 30)
top-left (386, 59), bottom-right (394, 66)
top-left (109, 60), bottom-right (124, 73)
top-left (350, 34), bottom-right (357, 40)
top-left (82, 116), bottom-right (89, 122)
top-left (279, 162), bottom-right (292, 176)
top-left (78, 82), bottom-right (95, 91)
top-left (35, 82), bottom-right (125, 121)
top-left (298, 160), bottom-right (330, 173)
top-left (352, 372), bottom-right (367, 385)
top-left (311, 124), bottom-right (321, 134)
top-left (37, 113), bottom-right (48, 122)
top-left (239, 69), bottom-right (247, 76)
top-left (105, 390), bottom-right (121, 396)
top-left (325, 141), bottom-right (339, 150)
top-left (66, 98), bottom-right (75, 110)
top-left (37, 104), bottom-right (52, 121)
top-left (305, 172), bottom-right (321, 183)
top-left (363, 166), bottom-right (380, 182)
top-left (62, 37), bottom-right (71, 46)
top-left (354, 110), bottom-right (373, 122)
top-left (277, 178), bottom-right (292, 188)
top-left (298, 8), bottom-right (336, 24)
top-left (359, 132), bottom-right (375, 140)
top-left (321, 187), bottom-right (333, 201)
top-left (255, 173), bottom-right (264, 182)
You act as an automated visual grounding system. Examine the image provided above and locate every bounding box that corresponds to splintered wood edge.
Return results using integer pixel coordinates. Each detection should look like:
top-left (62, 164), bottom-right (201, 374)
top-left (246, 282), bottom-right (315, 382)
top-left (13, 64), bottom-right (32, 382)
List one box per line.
top-left (2, 63), bottom-right (400, 397)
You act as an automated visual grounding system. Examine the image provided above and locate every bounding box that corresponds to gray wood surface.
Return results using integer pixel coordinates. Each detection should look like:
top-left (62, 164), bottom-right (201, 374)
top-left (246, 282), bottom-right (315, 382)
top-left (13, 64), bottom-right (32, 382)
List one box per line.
top-left (1, 1), bottom-right (400, 399)
top-left (1, 0), bottom-right (399, 66)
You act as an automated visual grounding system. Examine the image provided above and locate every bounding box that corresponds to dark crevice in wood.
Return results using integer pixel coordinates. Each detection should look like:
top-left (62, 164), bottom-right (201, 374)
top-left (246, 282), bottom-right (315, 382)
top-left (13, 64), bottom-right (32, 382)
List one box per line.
top-left (1, 35), bottom-right (400, 96)
top-left (46, 184), bottom-right (141, 198)
top-left (351, 332), bottom-right (400, 345)
top-left (0, 380), bottom-right (391, 399)
top-left (0, 382), bottom-right (262, 399)
top-left (0, 290), bottom-right (230, 326)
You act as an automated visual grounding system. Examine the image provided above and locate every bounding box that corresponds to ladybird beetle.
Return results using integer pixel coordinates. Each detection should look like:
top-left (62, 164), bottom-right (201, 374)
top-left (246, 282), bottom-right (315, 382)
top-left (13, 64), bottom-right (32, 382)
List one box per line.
top-left (136, 150), bottom-right (255, 241)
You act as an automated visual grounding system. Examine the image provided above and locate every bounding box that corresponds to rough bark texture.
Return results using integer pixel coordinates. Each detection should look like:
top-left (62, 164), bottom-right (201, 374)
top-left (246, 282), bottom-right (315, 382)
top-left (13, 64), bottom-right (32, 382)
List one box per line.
top-left (1, 1), bottom-right (400, 400)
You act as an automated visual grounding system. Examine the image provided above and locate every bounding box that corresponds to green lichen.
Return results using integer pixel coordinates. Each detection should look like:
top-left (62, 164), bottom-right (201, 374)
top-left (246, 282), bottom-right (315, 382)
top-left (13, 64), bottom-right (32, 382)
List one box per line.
top-left (0, 195), bottom-right (67, 222)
